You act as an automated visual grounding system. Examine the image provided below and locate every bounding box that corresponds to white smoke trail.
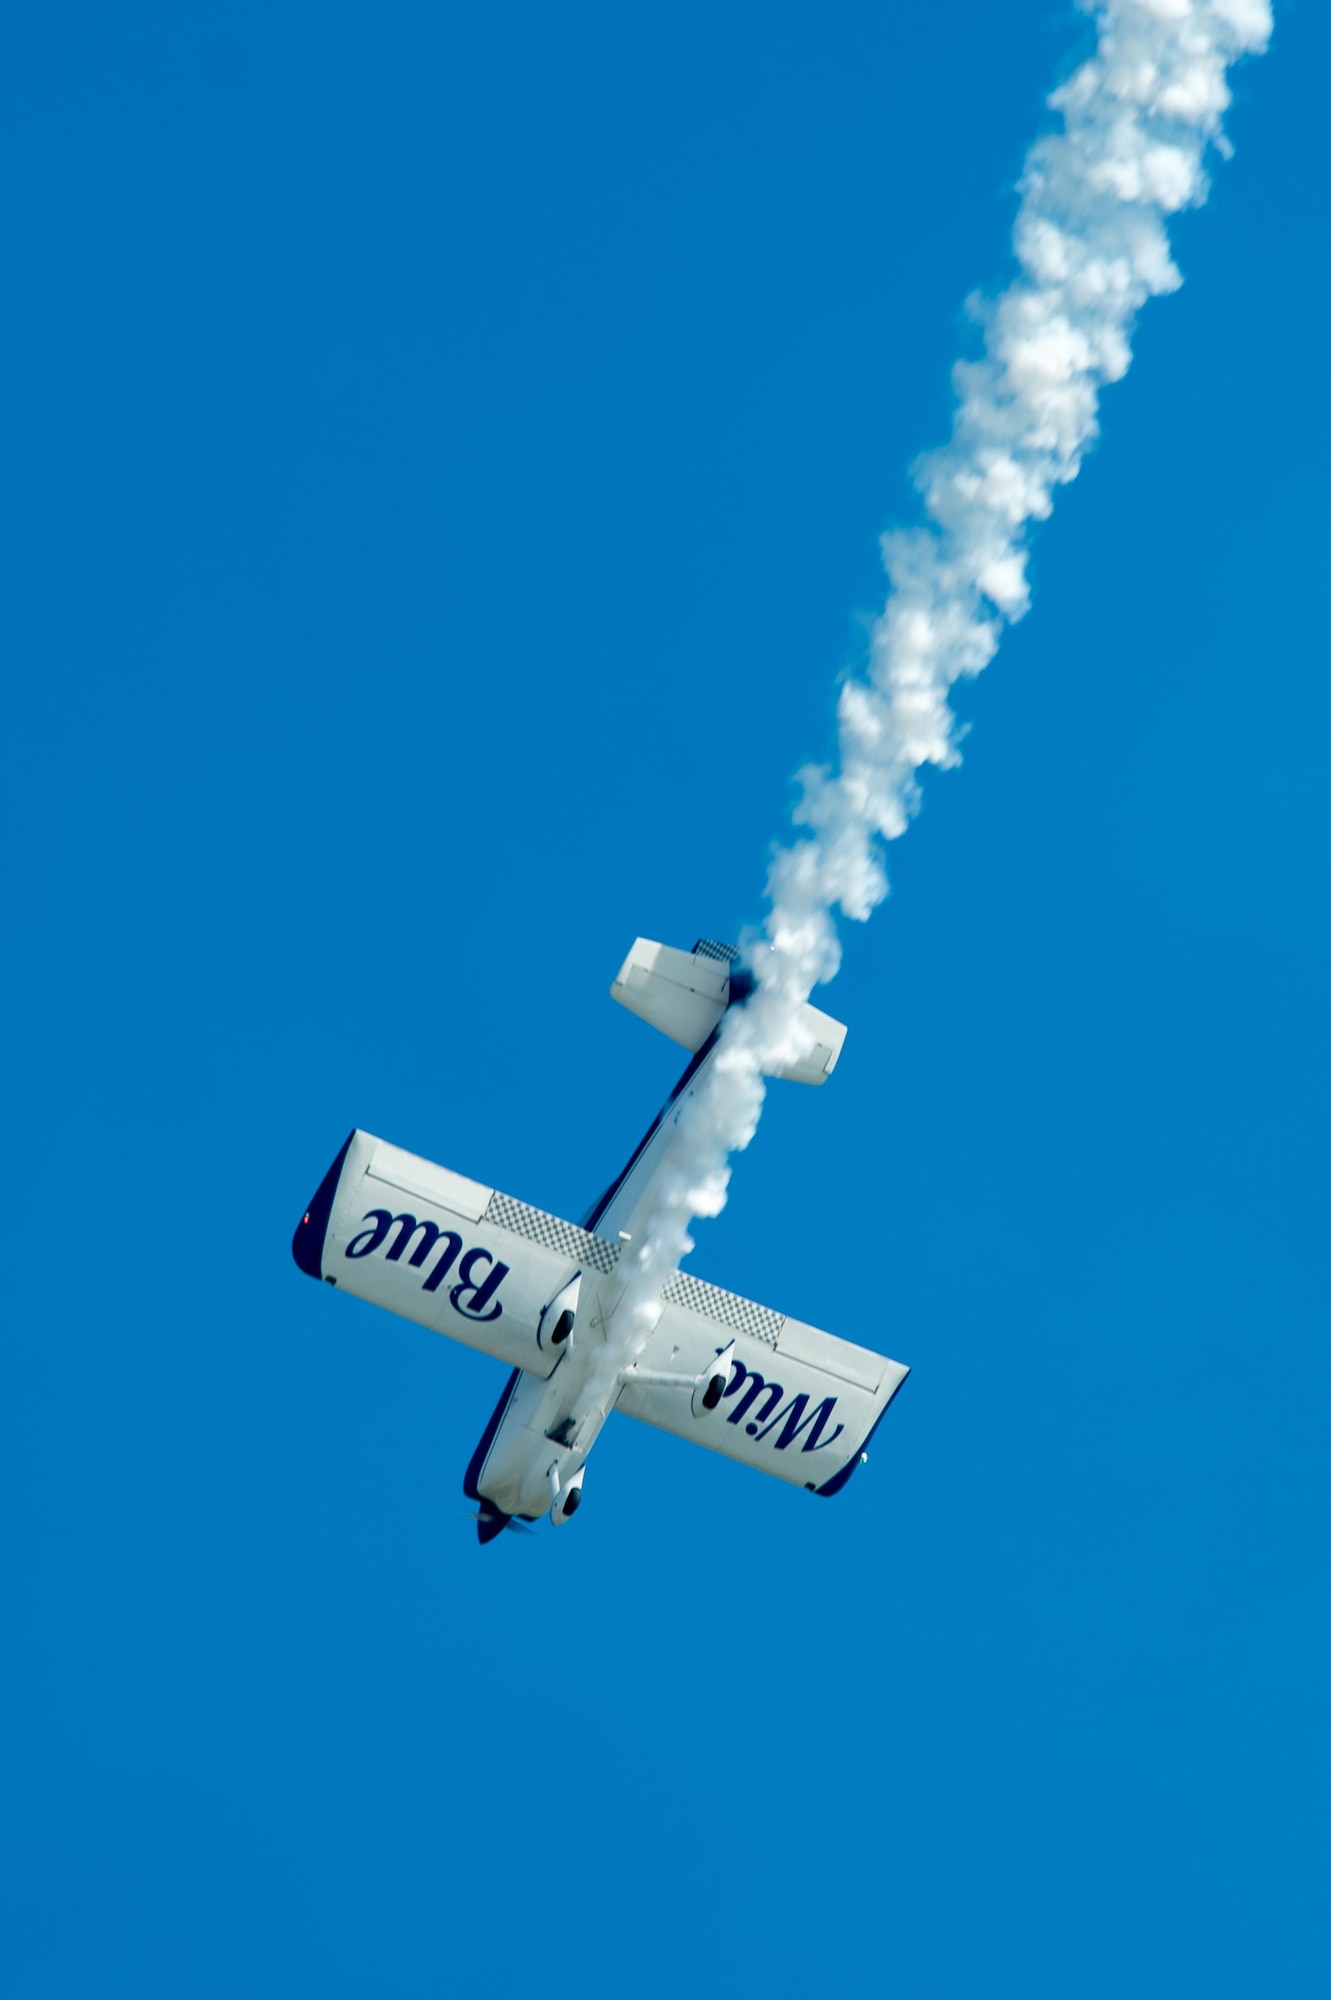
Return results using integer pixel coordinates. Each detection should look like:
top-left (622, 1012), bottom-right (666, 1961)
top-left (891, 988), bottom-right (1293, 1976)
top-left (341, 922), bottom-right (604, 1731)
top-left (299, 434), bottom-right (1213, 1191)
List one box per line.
top-left (604, 0), bottom-right (1271, 1382)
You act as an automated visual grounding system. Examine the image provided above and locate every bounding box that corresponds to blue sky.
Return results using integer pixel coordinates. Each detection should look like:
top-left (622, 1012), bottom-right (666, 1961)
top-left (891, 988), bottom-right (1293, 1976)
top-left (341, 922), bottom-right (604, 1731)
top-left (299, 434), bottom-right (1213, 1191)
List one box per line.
top-left (3, 3), bottom-right (1327, 1994)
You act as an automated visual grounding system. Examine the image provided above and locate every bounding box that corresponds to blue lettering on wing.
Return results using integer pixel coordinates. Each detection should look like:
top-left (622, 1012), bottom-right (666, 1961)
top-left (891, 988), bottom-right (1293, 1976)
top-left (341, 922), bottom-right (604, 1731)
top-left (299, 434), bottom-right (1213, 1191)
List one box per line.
top-left (722, 1362), bottom-right (783, 1433)
top-left (345, 1209), bottom-right (506, 1323)
top-left (721, 1362), bottom-right (842, 1451)
top-left (345, 1209), bottom-right (396, 1257)
top-left (752, 1392), bottom-right (844, 1453)
top-left (449, 1245), bottom-right (509, 1324)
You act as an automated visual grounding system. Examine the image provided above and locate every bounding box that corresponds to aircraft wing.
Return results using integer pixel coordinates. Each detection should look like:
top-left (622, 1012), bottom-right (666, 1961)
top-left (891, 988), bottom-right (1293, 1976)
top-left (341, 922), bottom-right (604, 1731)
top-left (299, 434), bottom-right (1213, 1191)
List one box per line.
top-left (616, 1270), bottom-right (908, 1497)
top-left (293, 1129), bottom-right (622, 1380)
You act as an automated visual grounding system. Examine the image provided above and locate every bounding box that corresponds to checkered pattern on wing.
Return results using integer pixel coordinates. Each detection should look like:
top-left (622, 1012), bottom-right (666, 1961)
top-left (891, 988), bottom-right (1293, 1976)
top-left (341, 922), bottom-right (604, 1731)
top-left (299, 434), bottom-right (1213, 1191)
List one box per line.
top-left (483, 1191), bottom-right (620, 1274)
top-left (692, 938), bottom-right (740, 964)
top-left (663, 1270), bottom-right (784, 1348)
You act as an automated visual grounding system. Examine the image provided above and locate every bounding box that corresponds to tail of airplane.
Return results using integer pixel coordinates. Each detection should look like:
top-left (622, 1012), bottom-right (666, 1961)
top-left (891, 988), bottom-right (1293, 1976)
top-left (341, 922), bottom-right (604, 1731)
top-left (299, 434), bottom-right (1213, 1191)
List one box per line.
top-left (610, 937), bottom-right (846, 1085)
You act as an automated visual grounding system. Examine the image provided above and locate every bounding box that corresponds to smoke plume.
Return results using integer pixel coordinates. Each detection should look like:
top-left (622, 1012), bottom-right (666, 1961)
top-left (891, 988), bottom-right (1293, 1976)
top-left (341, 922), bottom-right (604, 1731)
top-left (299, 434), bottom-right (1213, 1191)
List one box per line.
top-left (611, 0), bottom-right (1271, 1369)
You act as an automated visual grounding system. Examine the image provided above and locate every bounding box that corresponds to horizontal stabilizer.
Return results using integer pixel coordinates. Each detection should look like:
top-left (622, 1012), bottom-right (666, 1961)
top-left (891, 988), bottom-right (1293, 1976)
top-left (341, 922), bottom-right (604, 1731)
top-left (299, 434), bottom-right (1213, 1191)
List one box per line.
top-left (610, 936), bottom-right (846, 1085)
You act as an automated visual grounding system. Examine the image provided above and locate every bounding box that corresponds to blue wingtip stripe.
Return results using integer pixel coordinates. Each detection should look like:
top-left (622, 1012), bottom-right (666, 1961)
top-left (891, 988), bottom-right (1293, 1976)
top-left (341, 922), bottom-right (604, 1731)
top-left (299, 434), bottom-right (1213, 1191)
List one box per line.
top-left (291, 1131), bottom-right (356, 1280)
top-left (814, 1369), bottom-right (910, 1497)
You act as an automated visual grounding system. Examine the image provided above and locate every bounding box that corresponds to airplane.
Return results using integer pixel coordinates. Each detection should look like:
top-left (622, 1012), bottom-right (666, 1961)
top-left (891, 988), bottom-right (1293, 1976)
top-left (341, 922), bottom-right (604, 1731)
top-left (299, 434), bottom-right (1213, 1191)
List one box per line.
top-left (292, 936), bottom-right (910, 1542)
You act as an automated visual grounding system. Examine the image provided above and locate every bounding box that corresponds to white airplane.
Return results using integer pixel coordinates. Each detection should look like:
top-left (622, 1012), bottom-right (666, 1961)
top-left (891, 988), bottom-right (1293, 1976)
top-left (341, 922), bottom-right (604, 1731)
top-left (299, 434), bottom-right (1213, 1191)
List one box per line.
top-left (292, 937), bottom-right (910, 1541)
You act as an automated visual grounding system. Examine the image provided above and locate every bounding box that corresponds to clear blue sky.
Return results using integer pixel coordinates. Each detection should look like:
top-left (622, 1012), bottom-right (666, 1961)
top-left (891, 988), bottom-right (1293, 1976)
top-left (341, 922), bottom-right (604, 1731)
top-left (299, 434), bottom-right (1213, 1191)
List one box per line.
top-left (4, 3), bottom-right (1326, 1994)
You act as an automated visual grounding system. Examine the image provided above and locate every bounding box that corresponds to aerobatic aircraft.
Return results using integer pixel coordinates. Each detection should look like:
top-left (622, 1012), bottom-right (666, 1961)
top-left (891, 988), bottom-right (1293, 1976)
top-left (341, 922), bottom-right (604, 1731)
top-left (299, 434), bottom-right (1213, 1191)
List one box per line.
top-left (292, 937), bottom-right (909, 1541)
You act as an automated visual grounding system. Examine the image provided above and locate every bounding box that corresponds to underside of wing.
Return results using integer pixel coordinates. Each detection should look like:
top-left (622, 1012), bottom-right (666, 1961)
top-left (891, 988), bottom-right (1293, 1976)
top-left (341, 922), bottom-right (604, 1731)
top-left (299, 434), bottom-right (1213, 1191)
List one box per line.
top-left (293, 1129), bottom-right (621, 1378)
top-left (616, 1270), bottom-right (908, 1497)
